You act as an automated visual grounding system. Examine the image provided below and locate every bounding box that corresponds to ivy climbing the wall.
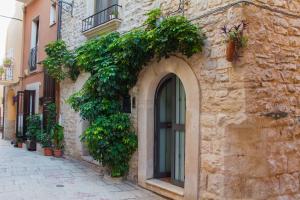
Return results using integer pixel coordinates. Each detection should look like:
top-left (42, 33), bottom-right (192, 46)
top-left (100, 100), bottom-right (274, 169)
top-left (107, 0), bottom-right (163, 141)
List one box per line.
top-left (43, 9), bottom-right (205, 177)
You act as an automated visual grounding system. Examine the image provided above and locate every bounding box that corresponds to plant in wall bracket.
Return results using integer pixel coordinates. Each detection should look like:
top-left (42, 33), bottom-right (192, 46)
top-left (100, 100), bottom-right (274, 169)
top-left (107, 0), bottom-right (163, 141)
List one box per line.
top-left (222, 21), bottom-right (248, 62)
top-left (3, 58), bottom-right (12, 68)
top-left (44, 8), bottom-right (206, 177)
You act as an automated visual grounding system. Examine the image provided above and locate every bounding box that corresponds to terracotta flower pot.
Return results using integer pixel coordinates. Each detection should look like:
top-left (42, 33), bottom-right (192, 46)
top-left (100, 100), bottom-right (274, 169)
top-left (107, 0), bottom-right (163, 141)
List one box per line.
top-left (44, 147), bottom-right (53, 156)
top-left (53, 149), bottom-right (62, 157)
top-left (226, 40), bottom-right (236, 62)
top-left (17, 143), bottom-right (23, 148)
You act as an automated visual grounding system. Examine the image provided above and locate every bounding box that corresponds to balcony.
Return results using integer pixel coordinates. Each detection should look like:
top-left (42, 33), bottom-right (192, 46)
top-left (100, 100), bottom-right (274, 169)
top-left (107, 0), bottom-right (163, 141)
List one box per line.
top-left (29, 46), bottom-right (37, 71)
top-left (82, 4), bottom-right (122, 38)
top-left (0, 57), bottom-right (17, 85)
top-left (0, 67), bottom-right (14, 86)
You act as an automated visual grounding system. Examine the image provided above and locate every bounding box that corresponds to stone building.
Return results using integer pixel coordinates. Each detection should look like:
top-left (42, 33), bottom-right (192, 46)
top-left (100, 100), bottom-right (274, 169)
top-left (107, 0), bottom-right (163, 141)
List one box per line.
top-left (60, 0), bottom-right (300, 199)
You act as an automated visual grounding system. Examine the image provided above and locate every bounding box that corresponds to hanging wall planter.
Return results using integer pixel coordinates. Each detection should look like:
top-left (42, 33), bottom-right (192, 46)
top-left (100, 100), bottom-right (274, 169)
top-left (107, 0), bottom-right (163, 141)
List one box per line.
top-left (222, 21), bottom-right (248, 62)
top-left (226, 40), bottom-right (236, 62)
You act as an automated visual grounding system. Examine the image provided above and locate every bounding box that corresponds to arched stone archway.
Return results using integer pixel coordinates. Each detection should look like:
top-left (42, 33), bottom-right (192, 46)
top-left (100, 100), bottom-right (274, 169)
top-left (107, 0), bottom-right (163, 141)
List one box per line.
top-left (136, 56), bottom-right (201, 200)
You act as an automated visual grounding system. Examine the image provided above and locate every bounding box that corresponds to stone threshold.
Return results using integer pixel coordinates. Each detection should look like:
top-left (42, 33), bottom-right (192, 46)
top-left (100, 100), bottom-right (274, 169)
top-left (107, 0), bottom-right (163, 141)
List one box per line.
top-left (145, 179), bottom-right (184, 200)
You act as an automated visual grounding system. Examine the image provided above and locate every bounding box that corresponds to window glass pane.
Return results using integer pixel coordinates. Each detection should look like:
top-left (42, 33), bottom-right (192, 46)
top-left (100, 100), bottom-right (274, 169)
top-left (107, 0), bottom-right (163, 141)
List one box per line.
top-left (174, 131), bottom-right (185, 182)
top-left (50, 4), bottom-right (56, 25)
top-left (159, 128), bottom-right (171, 173)
top-left (159, 80), bottom-right (172, 123)
top-left (176, 77), bottom-right (186, 124)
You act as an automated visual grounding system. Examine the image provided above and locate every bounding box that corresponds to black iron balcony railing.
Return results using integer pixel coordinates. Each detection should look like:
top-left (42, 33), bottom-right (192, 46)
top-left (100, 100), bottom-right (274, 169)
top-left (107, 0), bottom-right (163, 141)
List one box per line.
top-left (82, 4), bottom-right (121, 32)
top-left (29, 46), bottom-right (37, 71)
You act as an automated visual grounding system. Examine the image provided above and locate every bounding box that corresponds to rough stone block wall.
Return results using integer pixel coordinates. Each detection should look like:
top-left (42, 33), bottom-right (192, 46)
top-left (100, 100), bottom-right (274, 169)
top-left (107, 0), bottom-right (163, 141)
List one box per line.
top-left (60, 0), bottom-right (300, 199)
top-left (187, 1), bottom-right (300, 199)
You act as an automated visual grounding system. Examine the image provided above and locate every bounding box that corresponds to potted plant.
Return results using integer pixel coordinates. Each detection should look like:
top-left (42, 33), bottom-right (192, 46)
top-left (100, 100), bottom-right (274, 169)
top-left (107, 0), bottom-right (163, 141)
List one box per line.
top-left (3, 58), bottom-right (12, 68)
top-left (16, 138), bottom-right (23, 148)
top-left (109, 10), bottom-right (118, 20)
top-left (222, 21), bottom-right (248, 62)
top-left (52, 124), bottom-right (64, 157)
top-left (26, 115), bottom-right (42, 151)
top-left (38, 131), bottom-right (53, 156)
top-left (39, 102), bottom-right (58, 156)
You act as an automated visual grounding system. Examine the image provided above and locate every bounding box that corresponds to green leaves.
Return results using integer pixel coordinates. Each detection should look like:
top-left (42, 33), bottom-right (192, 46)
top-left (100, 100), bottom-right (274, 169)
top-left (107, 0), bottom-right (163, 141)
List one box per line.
top-left (81, 113), bottom-right (137, 177)
top-left (44, 9), bottom-right (206, 177)
top-left (149, 15), bottom-right (206, 59)
top-left (143, 8), bottom-right (162, 30)
top-left (43, 40), bottom-right (78, 81)
top-left (52, 124), bottom-right (64, 150)
top-left (26, 115), bottom-right (42, 141)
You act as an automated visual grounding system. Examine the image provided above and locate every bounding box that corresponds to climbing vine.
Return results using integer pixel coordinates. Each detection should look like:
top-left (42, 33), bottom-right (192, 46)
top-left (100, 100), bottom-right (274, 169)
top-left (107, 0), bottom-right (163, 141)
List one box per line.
top-left (43, 9), bottom-right (205, 177)
top-left (43, 40), bottom-right (79, 81)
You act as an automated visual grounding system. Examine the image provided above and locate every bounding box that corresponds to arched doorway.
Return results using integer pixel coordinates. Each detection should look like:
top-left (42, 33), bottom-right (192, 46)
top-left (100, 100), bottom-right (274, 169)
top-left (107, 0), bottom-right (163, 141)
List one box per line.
top-left (154, 74), bottom-right (186, 187)
top-left (137, 56), bottom-right (200, 200)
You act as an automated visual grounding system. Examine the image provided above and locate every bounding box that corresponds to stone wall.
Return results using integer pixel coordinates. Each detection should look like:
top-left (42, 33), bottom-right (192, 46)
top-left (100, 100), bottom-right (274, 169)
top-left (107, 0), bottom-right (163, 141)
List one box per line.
top-left (60, 0), bottom-right (88, 159)
top-left (60, 0), bottom-right (300, 199)
top-left (191, 1), bottom-right (300, 199)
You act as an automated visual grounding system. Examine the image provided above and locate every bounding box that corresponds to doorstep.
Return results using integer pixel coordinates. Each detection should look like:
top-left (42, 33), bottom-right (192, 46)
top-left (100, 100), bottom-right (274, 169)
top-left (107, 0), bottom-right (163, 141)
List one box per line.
top-left (145, 179), bottom-right (184, 200)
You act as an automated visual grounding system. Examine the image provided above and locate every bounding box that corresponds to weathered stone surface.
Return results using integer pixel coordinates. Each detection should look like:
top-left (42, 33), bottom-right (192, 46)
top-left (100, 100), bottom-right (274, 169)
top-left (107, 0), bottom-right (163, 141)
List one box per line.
top-left (60, 0), bottom-right (300, 199)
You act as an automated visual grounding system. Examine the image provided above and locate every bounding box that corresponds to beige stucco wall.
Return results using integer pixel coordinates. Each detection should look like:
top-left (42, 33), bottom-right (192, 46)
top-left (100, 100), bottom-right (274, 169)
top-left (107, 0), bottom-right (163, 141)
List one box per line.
top-left (4, 2), bottom-right (23, 84)
top-left (1, 1), bottom-right (24, 140)
top-left (3, 87), bottom-right (17, 140)
top-left (60, 0), bottom-right (300, 199)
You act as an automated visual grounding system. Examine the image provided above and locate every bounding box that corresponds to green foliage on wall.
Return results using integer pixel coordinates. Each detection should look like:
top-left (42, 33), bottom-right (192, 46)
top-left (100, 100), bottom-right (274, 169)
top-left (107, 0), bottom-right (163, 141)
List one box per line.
top-left (44, 9), bottom-right (205, 177)
top-left (43, 40), bottom-right (79, 81)
top-left (82, 113), bottom-right (137, 177)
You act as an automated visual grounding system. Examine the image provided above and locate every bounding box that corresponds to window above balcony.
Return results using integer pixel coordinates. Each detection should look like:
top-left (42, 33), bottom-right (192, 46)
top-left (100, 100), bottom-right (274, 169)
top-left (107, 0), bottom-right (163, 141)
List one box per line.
top-left (82, 0), bottom-right (121, 38)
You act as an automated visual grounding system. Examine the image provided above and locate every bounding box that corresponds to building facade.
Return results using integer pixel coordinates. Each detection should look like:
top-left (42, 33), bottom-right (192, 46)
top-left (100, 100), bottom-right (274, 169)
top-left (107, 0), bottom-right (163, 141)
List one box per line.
top-left (60, 0), bottom-right (300, 199)
top-left (1, 0), bottom-right (24, 140)
top-left (3, 0), bottom-right (57, 141)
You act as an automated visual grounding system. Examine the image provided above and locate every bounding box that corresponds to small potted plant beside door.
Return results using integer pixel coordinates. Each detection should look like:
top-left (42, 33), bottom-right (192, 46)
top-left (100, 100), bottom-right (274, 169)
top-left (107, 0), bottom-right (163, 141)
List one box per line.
top-left (39, 131), bottom-right (53, 156)
top-left (52, 124), bottom-right (64, 157)
top-left (16, 138), bottom-right (23, 148)
top-left (26, 115), bottom-right (42, 151)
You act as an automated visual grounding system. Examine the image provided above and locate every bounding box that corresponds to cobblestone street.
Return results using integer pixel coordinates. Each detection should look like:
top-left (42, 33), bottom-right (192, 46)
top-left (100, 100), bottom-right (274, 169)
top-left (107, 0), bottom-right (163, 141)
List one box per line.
top-left (0, 139), bottom-right (164, 200)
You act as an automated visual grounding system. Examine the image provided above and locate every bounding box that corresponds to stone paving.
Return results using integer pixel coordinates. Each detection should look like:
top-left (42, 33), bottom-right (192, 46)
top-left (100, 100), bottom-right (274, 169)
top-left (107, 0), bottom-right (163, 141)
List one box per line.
top-left (0, 139), bottom-right (165, 200)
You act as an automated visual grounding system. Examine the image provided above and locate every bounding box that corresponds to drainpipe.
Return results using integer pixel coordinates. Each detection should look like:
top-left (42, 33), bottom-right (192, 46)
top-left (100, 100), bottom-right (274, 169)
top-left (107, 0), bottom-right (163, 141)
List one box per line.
top-left (57, 0), bottom-right (63, 40)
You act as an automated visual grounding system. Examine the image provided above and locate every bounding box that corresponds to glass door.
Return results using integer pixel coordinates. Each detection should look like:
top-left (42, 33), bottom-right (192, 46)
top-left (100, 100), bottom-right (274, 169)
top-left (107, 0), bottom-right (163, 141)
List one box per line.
top-left (154, 74), bottom-right (186, 187)
top-left (94, 0), bottom-right (118, 25)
